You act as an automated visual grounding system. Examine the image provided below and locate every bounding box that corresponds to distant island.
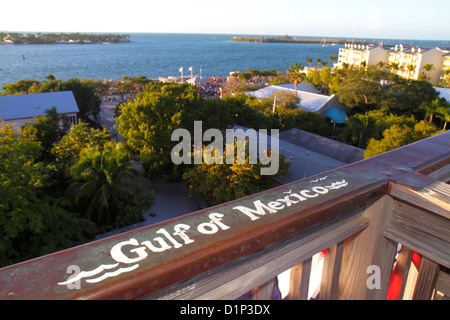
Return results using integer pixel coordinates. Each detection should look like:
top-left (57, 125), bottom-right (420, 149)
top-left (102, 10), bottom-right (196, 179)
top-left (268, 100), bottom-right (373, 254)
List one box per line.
top-left (230, 35), bottom-right (375, 45)
top-left (0, 32), bottom-right (131, 44)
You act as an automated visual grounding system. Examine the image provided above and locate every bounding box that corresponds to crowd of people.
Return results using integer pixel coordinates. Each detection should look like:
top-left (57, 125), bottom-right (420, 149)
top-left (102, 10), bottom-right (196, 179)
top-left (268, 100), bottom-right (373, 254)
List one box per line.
top-left (194, 77), bottom-right (226, 99)
top-left (97, 72), bottom-right (269, 106)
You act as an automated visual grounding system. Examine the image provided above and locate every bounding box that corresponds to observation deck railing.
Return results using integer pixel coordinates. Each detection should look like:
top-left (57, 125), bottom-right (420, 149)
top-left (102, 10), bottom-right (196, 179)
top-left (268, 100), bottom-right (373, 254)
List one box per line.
top-left (0, 131), bottom-right (449, 300)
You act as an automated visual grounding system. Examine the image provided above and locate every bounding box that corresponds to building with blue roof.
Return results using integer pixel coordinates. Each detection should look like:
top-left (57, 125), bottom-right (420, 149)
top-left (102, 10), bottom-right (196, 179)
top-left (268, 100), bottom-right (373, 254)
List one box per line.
top-left (0, 91), bottom-right (79, 130)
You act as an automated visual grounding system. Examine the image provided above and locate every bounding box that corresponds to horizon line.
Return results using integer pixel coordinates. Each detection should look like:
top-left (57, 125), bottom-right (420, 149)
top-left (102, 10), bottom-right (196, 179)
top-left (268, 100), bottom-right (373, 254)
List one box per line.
top-left (1, 30), bottom-right (449, 43)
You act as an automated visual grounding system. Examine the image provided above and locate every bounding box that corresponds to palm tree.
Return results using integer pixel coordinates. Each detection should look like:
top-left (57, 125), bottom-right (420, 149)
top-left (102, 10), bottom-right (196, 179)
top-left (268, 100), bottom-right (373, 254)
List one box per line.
top-left (322, 61), bottom-right (329, 68)
top-left (422, 63), bottom-right (435, 82)
top-left (376, 61), bottom-right (385, 70)
top-left (288, 63), bottom-right (305, 96)
top-left (66, 141), bottom-right (138, 226)
top-left (420, 99), bottom-right (442, 123)
top-left (329, 55), bottom-right (337, 66)
top-left (429, 99), bottom-right (441, 123)
top-left (306, 57), bottom-right (312, 68)
top-left (436, 104), bottom-right (450, 130)
top-left (316, 57), bottom-right (322, 69)
top-left (346, 114), bottom-right (373, 149)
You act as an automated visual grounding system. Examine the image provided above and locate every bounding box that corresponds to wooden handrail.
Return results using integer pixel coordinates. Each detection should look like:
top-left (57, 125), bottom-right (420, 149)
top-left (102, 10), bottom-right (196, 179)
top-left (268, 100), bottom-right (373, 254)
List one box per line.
top-left (0, 131), bottom-right (449, 300)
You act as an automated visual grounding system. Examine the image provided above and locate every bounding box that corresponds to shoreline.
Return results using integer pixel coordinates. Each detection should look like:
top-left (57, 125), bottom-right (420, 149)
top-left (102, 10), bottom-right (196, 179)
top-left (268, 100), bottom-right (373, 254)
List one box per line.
top-left (230, 36), bottom-right (375, 45)
top-left (0, 32), bottom-right (131, 45)
top-left (0, 40), bottom-right (132, 45)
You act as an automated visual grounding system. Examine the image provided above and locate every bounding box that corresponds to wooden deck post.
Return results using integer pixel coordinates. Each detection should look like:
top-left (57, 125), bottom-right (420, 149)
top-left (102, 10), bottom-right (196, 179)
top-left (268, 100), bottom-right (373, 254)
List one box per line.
top-left (251, 279), bottom-right (276, 300)
top-left (337, 195), bottom-right (397, 299)
top-left (412, 257), bottom-right (440, 300)
top-left (320, 241), bottom-right (344, 300)
top-left (288, 258), bottom-right (312, 300)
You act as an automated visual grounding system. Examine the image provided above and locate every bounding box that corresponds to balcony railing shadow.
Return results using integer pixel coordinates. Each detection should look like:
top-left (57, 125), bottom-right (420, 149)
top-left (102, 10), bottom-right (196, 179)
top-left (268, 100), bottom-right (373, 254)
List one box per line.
top-left (0, 131), bottom-right (449, 300)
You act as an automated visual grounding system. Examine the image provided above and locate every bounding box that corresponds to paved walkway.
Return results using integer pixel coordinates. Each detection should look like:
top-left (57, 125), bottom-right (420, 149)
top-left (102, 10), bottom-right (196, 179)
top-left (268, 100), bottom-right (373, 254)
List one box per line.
top-left (134, 161), bottom-right (202, 225)
top-left (98, 95), bottom-right (122, 141)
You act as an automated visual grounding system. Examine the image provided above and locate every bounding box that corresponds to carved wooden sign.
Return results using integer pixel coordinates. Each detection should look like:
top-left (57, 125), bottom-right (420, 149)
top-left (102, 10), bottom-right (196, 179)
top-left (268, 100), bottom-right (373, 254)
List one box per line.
top-left (57, 177), bottom-right (348, 288)
top-left (1, 165), bottom-right (386, 299)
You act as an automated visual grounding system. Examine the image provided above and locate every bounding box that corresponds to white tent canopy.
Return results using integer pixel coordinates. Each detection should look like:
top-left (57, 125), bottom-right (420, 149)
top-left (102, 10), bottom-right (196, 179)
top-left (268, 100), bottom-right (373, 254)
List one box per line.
top-left (245, 84), bottom-right (332, 112)
top-left (434, 86), bottom-right (450, 103)
top-left (244, 83), bottom-right (348, 122)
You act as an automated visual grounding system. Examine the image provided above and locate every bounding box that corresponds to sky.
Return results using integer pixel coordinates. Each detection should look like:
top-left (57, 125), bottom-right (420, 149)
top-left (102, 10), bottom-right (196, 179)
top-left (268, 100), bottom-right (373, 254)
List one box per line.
top-left (1, 0), bottom-right (449, 40)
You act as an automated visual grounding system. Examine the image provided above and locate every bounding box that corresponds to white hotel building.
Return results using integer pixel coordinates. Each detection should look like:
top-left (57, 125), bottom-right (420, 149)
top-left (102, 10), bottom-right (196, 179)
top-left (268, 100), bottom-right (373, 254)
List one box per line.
top-left (336, 43), bottom-right (450, 85)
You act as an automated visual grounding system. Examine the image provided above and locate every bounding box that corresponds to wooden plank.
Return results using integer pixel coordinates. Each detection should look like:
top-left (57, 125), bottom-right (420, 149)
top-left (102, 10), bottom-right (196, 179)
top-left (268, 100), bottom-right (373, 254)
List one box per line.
top-left (435, 270), bottom-right (450, 297)
top-left (251, 279), bottom-right (275, 300)
top-left (402, 253), bottom-right (420, 300)
top-left (140, 210), bottom-right (369, 300)
top-left (427, 163), bottom-right (450, 183)
top-left (384, 225), bottom-right (450, 269)
top-left (289, 258), bottom-right (312, 300)
top-left (392, 201), bottom-right (450, 244)
top-left (320, 241), bottom-right (344, 300)
top-left (412, 257), bottom-right (440, 300)
top-left (338, 195), bottom-right (398, 300)
top-left (389, 182), bottom-right (450, 220)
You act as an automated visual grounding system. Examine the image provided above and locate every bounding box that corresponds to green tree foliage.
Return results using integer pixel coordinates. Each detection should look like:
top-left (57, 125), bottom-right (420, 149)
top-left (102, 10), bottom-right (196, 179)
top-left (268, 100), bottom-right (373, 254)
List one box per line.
top-left (52, 121), bottom-right (111, 171)
top-left (274, 108), bottom-right (332, 136)
top-left (288, 63), bottom-right (305, 94)
top-left (117, 83), bottom-right (202, 178)
top-left (437, 106), bottom-right (450, 130)
top-left (422, 63), bottom-right (435, 82)
top-left (0, 123), bottom-right (96, 267)
top-left (329, 66), bottom-right (386, 114)
top-left (364, 121), bottom-right (442, 158)
top-left (282, 63), bottom-right (444, 150)
top-left (66, 141), bottom-right (154, 231)
top-left (313, 65), bottom-right (439, 119)
top-left (223, 95), bottom-right (272, 130)
top-left (338, 110), bottom-right (417, 149)
top-left (1, 80), bottom-right (41, 95)
top-left (117, 83), bottom-right (263, 179)
top-left (183, 142), bottom-right (290, 206)
top-left (30, 107), bottom-right (66, 161)
top-left (420, 98), bottom-right (450, 129)
top-left (236, 69), bottom-right (277, 81)
top-left (379, 78), bottom-right (438, 119)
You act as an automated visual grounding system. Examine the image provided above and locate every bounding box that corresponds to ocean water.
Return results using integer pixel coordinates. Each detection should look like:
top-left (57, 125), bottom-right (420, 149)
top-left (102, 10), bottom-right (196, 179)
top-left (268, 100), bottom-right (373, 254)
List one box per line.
top-left (0, 33), bottom-right (448, 88)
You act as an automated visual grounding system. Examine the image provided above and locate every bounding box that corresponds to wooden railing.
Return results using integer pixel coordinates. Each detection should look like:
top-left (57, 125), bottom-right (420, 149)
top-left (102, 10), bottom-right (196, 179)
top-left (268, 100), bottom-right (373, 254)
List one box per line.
top-left (0, 131), bottom-right (449, 300)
